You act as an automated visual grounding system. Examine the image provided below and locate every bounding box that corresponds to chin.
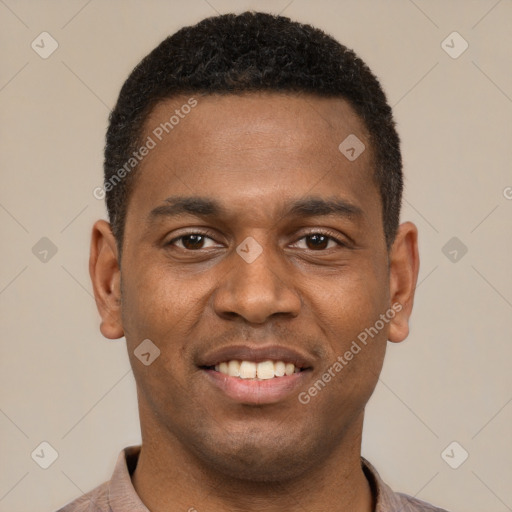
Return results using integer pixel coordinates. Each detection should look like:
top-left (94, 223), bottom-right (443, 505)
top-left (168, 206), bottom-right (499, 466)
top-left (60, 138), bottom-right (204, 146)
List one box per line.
top-left (201, 448), bottom-right (312, 483)
top-left (187, 426), bottom-right (323, 483)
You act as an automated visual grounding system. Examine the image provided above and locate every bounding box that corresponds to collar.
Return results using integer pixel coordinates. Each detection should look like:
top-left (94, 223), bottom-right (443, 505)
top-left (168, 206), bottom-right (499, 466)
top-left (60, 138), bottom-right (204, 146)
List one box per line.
top-left (107, 445), bottom-right (409, 511)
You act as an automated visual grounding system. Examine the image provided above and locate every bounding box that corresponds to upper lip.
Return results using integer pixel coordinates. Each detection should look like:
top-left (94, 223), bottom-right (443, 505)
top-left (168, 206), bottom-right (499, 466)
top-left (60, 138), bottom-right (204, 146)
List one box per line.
top-left (198, 344), bottom-right (314, 369)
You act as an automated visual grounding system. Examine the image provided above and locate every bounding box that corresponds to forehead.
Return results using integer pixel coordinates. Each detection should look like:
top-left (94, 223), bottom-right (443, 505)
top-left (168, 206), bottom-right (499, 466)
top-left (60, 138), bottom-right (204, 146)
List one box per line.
top-left (129, 92), bottom-right (378, 227)
top-left (143, 92), bottom-right (370, 158)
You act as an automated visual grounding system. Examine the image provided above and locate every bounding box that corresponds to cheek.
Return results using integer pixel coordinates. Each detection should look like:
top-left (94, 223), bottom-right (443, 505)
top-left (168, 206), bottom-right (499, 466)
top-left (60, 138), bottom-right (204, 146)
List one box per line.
top-left (312, 262), bottom-right (389, 344)
top-left (308, 275), bottom-right (388, 400)
top-left (326, 338), bottom-right (386, 415)
top-left (120, 269), bottom-right (200, 407)
top-left (120, 263), bottom-right (216, 365)
top-left (305, 264), bottom-right (389, 397)
top-left (121, 267), bottom-right (187, 344)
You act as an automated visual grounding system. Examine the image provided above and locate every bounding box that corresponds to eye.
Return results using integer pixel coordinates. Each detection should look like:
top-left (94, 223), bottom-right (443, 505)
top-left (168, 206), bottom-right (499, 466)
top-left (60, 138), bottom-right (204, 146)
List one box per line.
top-left (168, 232), bottom-right (219, 250)
top-left (292, 232), bottom-right (346, 250)
top-left (167, 230), bottom-right (347, 252)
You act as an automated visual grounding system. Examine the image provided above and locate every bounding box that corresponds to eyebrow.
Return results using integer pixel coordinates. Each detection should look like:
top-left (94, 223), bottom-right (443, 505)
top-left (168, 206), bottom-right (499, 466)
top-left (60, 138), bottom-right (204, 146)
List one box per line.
top-left (148, 195), bottom-right (363, 223)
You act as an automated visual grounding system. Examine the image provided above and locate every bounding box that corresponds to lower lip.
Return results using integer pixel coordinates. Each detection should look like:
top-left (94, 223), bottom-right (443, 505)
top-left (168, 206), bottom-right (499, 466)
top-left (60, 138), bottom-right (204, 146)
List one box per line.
top-left (202, 369), bottom-right (310, 405)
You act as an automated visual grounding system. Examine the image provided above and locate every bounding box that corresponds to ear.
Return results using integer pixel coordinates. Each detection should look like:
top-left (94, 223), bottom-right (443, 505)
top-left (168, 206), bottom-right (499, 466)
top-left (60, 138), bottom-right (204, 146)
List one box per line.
top-left (89, 220), bottom-right (124, 339)
top-left (387, 221), bottom-right (420, 343)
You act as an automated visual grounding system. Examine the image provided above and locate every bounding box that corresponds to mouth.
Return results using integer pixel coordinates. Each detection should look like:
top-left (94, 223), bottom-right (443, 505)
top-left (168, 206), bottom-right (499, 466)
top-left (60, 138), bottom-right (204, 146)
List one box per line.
top-left (202, 359), bottom-right (306, 380)
top-left (198, 345), bottom-right (313, 404)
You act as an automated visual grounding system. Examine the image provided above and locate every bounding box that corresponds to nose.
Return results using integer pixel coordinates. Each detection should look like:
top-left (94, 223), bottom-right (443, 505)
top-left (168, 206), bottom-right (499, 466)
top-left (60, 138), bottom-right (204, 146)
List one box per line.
top-left (212, 242), bottom-right (301, 325)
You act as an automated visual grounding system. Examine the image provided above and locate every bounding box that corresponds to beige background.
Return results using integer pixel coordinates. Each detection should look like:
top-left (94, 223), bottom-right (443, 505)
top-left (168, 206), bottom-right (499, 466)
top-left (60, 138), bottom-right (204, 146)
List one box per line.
top-left (1, 1), bottom-right (511, 511)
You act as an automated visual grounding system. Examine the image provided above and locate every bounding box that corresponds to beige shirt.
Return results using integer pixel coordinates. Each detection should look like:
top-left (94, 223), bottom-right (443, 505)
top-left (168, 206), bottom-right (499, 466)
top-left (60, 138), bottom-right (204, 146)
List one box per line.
top-left (56, 445), bottom-right (449, 512)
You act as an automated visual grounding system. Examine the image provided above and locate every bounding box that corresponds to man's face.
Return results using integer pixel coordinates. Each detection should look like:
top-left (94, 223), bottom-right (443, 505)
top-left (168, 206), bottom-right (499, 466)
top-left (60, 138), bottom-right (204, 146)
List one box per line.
top-left (114, 93), bottom-right (396, 480)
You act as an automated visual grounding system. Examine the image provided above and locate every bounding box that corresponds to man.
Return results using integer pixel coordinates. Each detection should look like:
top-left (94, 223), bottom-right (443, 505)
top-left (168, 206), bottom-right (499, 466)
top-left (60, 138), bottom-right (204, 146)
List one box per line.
top-left (58, 11), bottom-right (448, 512)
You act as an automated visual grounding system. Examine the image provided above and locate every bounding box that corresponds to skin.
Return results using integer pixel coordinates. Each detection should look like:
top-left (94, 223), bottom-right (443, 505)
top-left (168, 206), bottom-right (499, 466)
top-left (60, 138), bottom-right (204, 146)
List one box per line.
top-left (90, 92), bottom-right (419, 512)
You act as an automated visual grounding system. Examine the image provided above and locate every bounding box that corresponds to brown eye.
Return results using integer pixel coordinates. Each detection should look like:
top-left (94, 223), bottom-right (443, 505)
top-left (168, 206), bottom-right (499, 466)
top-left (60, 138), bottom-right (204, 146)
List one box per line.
top-left (168, 233), bottom-right (219, 250)
top-left (305, 234), bottom-right (330, 250)
top-left (292, 232), bottom-right (342, 251)
top-left (180, 234), bottom-right (206, 250)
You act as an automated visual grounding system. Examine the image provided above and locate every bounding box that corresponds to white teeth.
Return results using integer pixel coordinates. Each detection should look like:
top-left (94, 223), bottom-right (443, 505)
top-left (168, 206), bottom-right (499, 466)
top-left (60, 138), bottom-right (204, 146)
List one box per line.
top-left (228, 360), bottom-right (240, 377)
top-left (256, 360), bottom-right (275, 380)
top-left (239, 361), bottom-right (257, 379)
top-left (274, 361), bottom-right (286, 377)
top-left (215, 360), bottom-right (300, 379)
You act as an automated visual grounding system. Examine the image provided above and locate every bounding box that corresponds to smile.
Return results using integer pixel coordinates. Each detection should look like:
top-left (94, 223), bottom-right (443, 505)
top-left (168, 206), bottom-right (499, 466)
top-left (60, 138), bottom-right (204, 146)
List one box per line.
top-left (210, 359), bottom-right (302, 380)
top-left (198, 344), bottom-right (314, 404)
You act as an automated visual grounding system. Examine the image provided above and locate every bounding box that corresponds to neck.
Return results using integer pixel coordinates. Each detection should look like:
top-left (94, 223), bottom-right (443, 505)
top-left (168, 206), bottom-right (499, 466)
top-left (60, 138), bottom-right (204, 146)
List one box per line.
top-left (132, 409), bottom-right (374, 512)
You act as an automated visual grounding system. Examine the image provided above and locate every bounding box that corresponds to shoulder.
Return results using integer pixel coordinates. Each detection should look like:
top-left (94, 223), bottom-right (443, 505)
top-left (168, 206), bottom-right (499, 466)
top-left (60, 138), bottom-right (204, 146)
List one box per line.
top-left (55, 481), bottom-right (109, 512)
top-left (394, 491), bottom-right (451, 512)
top-left (361, 457), bottom-right (451, 512)
top-left (54, 445), bottom-right (144, 512)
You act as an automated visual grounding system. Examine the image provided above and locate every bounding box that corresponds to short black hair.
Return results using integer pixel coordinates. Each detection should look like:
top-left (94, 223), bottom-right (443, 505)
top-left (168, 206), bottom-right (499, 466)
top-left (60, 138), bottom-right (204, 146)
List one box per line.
top-left (104, 11), bottom-right (402, 253)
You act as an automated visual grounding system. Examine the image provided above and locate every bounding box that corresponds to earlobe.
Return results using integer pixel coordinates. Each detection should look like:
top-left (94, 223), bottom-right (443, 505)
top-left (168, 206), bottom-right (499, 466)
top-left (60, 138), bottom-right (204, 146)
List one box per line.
top-left (387, 222), bottom-right (420, 343)
top-left (89, 220), bottom-right (124, 339)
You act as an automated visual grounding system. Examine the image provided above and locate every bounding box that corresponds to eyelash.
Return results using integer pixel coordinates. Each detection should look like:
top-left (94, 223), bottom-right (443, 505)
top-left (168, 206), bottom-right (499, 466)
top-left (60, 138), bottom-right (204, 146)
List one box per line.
top-left (167, 229), bottom-right (348, 250)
